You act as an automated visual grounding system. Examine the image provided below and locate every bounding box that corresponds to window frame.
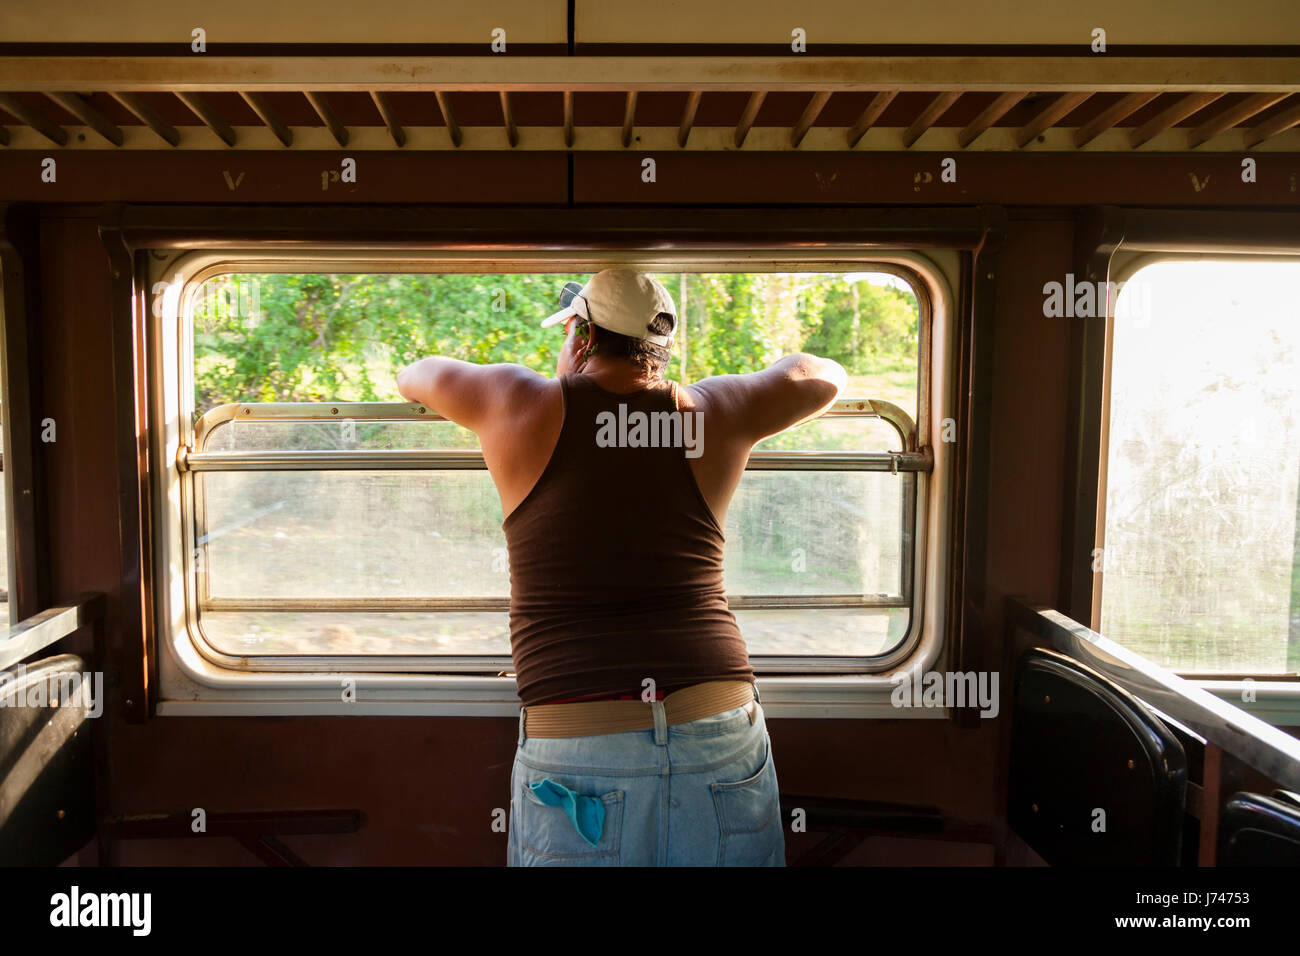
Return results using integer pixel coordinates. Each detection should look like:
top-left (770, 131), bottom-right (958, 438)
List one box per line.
top-left (148, 247), bottom-right (958, 717)
top-left (1097, 250), bottom-right (1300, 721)
top-left (0, 206), bottom-right (47, 630)
top-left (0, 356), bottom-right (8, 628)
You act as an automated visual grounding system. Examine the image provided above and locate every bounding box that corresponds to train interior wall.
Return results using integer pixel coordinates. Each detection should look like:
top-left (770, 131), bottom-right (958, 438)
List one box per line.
top-left (25, 203), bottom-right (1055, 865)
top-left (20, 196), bottom-right (1292, 865)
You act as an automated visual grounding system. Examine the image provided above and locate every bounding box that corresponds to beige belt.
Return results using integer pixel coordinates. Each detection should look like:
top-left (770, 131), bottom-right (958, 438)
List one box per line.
top-left (523, 680), bottom-right (756, 738)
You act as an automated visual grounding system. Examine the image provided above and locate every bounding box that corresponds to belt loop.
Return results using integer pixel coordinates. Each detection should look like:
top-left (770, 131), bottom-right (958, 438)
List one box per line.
top-left (651, 700), bottom-right (667, 745)
top-left (518, 706), bottom-right (528, 746)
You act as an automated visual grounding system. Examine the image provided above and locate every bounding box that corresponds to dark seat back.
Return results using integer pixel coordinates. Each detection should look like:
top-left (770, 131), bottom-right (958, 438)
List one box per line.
top-left (0, 654), bottom-right (97, 865)
top-left (1218, 791), bottom-right (1300, 865)
top-left (1008, 648), bottom-right (1187, 865)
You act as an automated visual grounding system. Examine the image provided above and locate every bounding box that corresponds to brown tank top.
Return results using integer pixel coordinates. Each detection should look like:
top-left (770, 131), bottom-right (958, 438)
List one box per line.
top-left (502, 373), bottom-right (755, 706)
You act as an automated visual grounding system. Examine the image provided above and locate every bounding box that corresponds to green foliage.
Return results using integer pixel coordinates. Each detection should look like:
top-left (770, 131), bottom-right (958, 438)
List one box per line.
top-left (192, 271), bottom-right (920, 415)
top-left (801, 280), bottom-right (919, 374)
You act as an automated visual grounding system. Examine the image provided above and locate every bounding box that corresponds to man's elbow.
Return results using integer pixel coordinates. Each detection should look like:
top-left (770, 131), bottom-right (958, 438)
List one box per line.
top-left (396, 357), bottom-right (438, 403)
top-left (395, 364), bottom-right (416, 401)
top-left (783, 352), bottom-right (847, 400)
top-left (818, 356), bottom-right (848, 394)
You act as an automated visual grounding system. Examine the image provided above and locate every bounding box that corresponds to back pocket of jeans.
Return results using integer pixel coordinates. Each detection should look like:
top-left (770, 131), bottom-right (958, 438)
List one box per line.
top-left (517, 782), bottom-right (625, 866)
top-left (710, 735), bottom-right (783, 866)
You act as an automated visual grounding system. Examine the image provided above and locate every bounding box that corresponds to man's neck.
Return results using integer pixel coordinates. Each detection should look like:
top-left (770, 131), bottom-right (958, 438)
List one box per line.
top-left (578, 359), bottom-right (661, 394)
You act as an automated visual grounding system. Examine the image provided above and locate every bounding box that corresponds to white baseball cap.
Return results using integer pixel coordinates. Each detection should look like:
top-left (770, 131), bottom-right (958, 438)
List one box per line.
top-left (540, 269), bottom-right (677, 348)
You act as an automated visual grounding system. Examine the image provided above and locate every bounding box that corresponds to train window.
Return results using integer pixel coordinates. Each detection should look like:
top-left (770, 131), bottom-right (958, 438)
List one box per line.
top-left (147, 250), bottom-right (956, 714)
top-left (1099, 259), bottom-right (1300, 677)
top-left (177, 267), bottom-right (924, 670)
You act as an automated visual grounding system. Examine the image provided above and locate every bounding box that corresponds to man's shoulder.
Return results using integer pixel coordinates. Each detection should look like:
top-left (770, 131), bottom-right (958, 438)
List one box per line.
top-left (483, 363), bottom-right (559, 400)
top-left (462, 365), bottom-right (559, 435)
top-left (490, 362), bottom-right (553, 385)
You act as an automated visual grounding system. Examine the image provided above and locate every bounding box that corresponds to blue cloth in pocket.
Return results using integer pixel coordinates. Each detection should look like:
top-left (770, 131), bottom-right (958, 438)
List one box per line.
top-left (528, 778), bottom-right (605, 846)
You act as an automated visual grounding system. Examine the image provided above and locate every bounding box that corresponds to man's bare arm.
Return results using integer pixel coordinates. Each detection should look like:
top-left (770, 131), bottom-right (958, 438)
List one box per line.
top-left (395, 357), bottom-right (544, 433)
top-left (690, 353), bottom-right (847, 445)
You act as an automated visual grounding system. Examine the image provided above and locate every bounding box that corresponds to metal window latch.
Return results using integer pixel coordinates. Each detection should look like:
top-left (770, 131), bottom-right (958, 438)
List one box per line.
top-left (889, 451), bottom-right (900, 475)
top-left (176, 443), bottom-right (193, 474)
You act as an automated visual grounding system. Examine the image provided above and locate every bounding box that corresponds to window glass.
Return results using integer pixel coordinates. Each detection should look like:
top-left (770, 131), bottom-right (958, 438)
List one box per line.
top-left (1101, 260), bottom-right (1300, 675)
top-left (189, 270), bottom-right (922, 661)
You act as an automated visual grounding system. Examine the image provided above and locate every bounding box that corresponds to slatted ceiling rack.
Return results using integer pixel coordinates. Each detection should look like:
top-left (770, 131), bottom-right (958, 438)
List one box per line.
top-left (1, 57), bottom-right (1300, 151)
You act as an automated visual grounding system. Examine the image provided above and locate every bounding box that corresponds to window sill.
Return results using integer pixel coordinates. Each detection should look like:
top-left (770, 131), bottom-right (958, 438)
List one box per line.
top-left (155, 674), bottom-right (954, 719)
top-left (1194, 680), bottom-right (1300, 729)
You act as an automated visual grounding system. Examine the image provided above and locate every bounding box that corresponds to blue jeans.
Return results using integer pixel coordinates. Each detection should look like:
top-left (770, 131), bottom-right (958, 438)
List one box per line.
top-left (507, 687), bottom-right (785, 866)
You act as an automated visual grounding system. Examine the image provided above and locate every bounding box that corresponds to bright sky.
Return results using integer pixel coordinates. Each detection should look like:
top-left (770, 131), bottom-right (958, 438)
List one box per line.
top-left (1112, 260), bottom-right (1300, 450)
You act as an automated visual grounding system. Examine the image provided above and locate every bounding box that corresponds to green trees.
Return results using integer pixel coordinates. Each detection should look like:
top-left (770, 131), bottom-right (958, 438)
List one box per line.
top-left (192, 271), bottom-right (920, 414)
top-left (801, 279), bottom-right (918, 375)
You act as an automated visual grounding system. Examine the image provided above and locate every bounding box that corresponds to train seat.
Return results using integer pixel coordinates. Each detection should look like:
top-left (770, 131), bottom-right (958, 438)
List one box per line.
top-left (1007, 648), bottom-right (1188, 865)
top-left (1217, 791), bottom-right (1300, 865)
top-left (0, 654), bottom-right (97, 865)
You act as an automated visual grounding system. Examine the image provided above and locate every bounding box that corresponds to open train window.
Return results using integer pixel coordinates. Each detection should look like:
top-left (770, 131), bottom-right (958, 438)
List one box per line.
top-left (1099, 258), bottom-right (1300, 680)
top-left (151, 251), bottom-right (953, 714)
